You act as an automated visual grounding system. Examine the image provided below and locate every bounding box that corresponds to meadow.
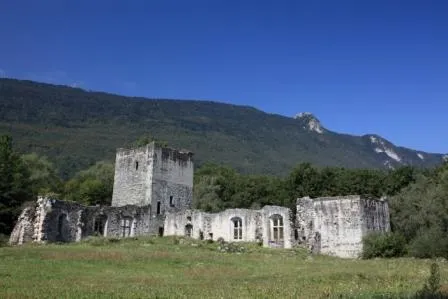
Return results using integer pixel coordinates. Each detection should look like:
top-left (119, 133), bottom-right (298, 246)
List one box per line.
top-left (0, 237), bottom-right (447, 299)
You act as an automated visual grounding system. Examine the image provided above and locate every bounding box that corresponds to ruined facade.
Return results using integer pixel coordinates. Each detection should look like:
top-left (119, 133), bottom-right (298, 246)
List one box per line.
top-left (111, 143), bottom-right (194, 235)
top-left (9, 142), bottom-right (193, 245)
top-left (9, 196), bottom-right (151, 245)
top-left (9, 142), bottom-right (391, 258)
top-left (164, 206), bottom-right (293, 249)
top-left (296, 196), bottom-right (390, 258)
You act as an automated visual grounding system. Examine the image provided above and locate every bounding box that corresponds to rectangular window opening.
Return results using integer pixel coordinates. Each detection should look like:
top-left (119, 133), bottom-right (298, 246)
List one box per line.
top-left (120, 218), bottom-right (132, 238)
top-left (156, 201), bottom-right (161, 215)
top-left (169, 196), bottom-right (174, 207)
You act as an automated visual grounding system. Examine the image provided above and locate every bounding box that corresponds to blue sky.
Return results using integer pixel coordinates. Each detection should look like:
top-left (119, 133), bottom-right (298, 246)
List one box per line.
top-left (1, 0), bottom-right (447, 153)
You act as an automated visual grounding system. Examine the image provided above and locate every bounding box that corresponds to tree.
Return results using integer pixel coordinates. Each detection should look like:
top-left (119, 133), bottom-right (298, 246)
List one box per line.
top-left (21, 153), bottom-right (62, 195)
top-left (0, 135), bottom-right (33, 235)
top-left (389, 162), bottom-right (448, 258)
top-left (63, 161), bottom-right (114, 205)
top-left (383, 166), bottom-right (416, 196)
top-left (288, 163), bottom-right (322, 198)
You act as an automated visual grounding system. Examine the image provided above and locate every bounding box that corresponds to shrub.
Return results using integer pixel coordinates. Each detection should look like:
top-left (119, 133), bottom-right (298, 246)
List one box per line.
top-left (415, 262), bottom-right (445, 299)
top-left (362, 232), bottom-right (406, 259)
top-left (409, 228), bottom-right (448, 259)
top-left (0, 233), bottom-right (9, 247)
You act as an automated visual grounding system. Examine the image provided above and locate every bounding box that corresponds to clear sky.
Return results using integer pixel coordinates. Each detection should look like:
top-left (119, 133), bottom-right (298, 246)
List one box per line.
top-left (1, 1), bottom-right (447, 153)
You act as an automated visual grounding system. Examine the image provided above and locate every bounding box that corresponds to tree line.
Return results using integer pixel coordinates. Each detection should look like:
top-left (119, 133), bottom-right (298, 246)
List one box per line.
top-left (1, 134), bottom-right (447, 259)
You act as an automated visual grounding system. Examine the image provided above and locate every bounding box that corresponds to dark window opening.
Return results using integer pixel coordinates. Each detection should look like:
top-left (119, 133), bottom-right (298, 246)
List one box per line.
top-left (169, 196), bottom-right (174, 207)
top-left (294, 229), bottom-right (299, 241)
top-left (158, 227), bottom-right (164, 237)
top-left (94, 215), bottom-right (107, 236)
top-left (120, 218), bottom-right (132, 238)
top-left (135, 161), bottom-right (139, 170)
top-left (57, 213), bottom-right (67, 242)
top-left (199, 231), bottom-right (204, 240)
top-left (156, 201), bottom-right (161, 215)
top-left (185, 224), bottom-right (193, 237)
top-left (187, 216), bottom-right (192, 221)
top-left (209, 233), bottom-right (213, 240)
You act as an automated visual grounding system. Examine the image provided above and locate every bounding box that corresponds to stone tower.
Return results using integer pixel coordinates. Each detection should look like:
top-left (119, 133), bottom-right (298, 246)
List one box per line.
top-left (111, 142), bottom-right (194, 233)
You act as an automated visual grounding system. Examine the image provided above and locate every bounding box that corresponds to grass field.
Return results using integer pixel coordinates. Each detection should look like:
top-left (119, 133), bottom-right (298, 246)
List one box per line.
top-left (0, 237), bottom-right (447, 299)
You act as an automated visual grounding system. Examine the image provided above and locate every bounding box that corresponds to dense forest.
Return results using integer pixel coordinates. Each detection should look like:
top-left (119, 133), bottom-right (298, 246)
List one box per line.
top-left (1, 134), bottom-right (447, 259)
top-left (0, 78), bottom-right (444, 179)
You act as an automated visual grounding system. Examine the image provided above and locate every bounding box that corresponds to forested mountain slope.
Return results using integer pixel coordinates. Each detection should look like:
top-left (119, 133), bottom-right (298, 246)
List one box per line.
top-left (0, 78), bottom-right (444, 178)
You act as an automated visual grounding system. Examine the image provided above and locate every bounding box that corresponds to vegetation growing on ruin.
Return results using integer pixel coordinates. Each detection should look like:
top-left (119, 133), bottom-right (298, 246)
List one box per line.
top-left (1, 236), bottom-right (447, 298)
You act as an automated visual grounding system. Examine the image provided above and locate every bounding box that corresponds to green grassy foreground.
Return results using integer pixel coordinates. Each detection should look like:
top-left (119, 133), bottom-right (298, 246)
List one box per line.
top-left (0, 237), bottom-right (447, 299)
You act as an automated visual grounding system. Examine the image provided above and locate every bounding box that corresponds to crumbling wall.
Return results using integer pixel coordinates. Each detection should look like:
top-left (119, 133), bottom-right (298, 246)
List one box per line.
top-left (296, 195), bottom-right (390, 258)
top-left (8, 205), bottom-right (35, 245)
top-left (261, 206), bottom-right (293, 249)
top-left (361, 198), bottom-right (390, 233)
top-left (296, 197), bottom-right (315, 249)
top-left (79, 205), bottom-right (151, 238)
top-left (164, 205), bottom-right (293, 248)
top-left (165, 209), bottom-right (261, 241)
top-left (9, 196), bottom-right (152, 245)
top-left (40, 199), bottom-right (85, 243)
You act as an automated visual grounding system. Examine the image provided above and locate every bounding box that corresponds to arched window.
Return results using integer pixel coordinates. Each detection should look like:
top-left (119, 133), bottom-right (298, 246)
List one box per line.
top-left (270, 214), bottom-right (284, 245)
top-left (120, 217), bottom-right (132, 238)
top-left (185, 224), bottom-right (193, 237)
top-left (232, 217), bottom-right (243, 240)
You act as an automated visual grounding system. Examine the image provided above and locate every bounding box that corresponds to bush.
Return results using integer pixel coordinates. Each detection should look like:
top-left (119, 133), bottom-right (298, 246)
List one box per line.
top-left (362, 232), bottom-right (406, 259)
top-left (414, 262), bottom-right (446, 299)
top-left (0, 233), bottom-right (9, 247)
top-left (409, 228), bottom-right (448, 259)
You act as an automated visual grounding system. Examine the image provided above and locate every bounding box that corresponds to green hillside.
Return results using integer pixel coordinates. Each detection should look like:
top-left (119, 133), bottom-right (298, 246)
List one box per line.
top-left (0, 78), bottom-right (443, 178)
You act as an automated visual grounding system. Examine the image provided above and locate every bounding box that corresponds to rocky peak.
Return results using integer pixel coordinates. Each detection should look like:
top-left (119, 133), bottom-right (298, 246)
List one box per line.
top-left (294, 112), bottom-right (324, 134)
top-left (365, 134), bottom-right (403, 163)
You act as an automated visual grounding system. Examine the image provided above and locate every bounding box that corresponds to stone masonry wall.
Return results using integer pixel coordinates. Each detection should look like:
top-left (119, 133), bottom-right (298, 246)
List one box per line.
top-left (296, 195), bottom-right (390, 258)
top-left (151, 146), bottom-right (193, 214)
top-left (261, 206), bottom-right (293, 249)
top-left (8, 206), bottom-right (35, 245)
top-left (110, 143), bottom-right (194, 236)
top-left (150, 145), bottom-right (194, 235)
top-left (361, 198), bottom-right (390, 233)
top-left (111, 145), bottom-right (151, 207)
top-left (164, 209), bottom-right (260, 242)
top-left (164, 205), bottom-right (293, 249)
top-left (9, 196), bottom-right (152, 245)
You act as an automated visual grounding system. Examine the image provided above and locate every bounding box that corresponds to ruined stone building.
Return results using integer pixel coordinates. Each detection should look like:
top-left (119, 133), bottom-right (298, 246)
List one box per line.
top-left (9, 142), bottom-right (390, 258)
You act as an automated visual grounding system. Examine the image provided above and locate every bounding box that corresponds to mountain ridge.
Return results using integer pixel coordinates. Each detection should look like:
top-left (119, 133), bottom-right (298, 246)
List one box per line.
top-left (0, 78), bottom-right (444, 178)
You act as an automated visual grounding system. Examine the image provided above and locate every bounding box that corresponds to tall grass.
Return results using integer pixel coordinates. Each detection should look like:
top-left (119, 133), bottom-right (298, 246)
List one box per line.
top-left (1, 237), bottom-right (447, 298)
